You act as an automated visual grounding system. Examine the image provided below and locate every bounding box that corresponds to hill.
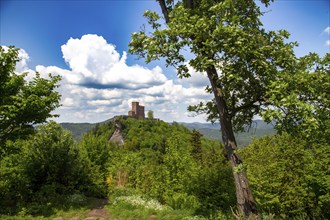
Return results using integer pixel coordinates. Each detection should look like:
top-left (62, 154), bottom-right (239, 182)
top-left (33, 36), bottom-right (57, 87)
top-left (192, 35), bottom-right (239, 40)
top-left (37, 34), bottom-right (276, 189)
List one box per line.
top-left (60, 116), bottom-right (118, 141)
top-left (61, 118), bottom-right (275, 146)
top-left (180, 120), bottom-right (275, 146)
top-left (60, 122), bottom-right (95, 141)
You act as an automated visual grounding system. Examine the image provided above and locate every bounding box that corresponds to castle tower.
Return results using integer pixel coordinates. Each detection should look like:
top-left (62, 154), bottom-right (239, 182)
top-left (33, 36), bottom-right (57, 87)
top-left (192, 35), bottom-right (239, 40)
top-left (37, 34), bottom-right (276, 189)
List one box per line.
top-left (128, 102), bottom-right (145, 119)
top-left (137, 105), bottom-right (145, 119)
top-left (132, 102), bottom-right (138, 113)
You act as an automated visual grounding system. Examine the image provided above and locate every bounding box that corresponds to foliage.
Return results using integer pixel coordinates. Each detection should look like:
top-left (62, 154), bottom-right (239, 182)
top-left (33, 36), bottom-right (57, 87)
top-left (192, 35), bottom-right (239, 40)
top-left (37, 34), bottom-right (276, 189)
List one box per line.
top-left (162, 135), bottom-right (200, 210)
top-left (0, 122), bottom-right (91, 215)
top-left (60, 122), bottom-right (95, 141)
top-left (0, 196), bottom-right (110, 220)
top-left (240, 134), bottom-right (330, 218)
top-left (81, 117), bottom-right (236, 216)
top-left (129, 0), bottom-right (297, 132)
top-left (108, 193), bottom-right (207, 220)
top-left (148, 110), bottom-right (154, 119)
top-left (191, 129), bottom-right (203, 161)
top-left (0, 46), bottom-right (61, 147)
top-left (129, 1), bottom-right (330, 216)
top-left (262, 53), bottom-right (330, 142)
top-left (2, 114), bottom-right (328, 219)
top-left (77, 121), bottom-right (117, 197)
top-left (192, 146), bottom-right (236, 216)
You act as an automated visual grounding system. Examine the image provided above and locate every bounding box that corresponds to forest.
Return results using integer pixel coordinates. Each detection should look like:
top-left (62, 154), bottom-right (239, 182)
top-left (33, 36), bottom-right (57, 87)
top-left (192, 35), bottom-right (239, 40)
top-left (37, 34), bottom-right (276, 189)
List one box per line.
top-left (0, 48), bottom-right (329, 218)
top-left (1, 0), bottom-right (330, 219)
top-left (0, 104), bottom-right (329, 219)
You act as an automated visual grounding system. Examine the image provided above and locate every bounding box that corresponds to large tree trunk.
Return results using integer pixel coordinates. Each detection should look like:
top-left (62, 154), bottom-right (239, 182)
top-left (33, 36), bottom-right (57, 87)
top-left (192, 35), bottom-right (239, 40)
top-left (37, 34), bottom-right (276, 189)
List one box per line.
top-left (206, 66), bottom-right (258, 217)
top-left (155, 0), bottom-right (258, 216)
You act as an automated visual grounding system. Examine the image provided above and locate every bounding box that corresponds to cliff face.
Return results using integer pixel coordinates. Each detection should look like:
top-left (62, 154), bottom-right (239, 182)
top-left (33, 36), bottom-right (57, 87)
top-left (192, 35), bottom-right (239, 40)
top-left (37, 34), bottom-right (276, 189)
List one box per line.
top-left (109, 122), bottom-right (124, 146)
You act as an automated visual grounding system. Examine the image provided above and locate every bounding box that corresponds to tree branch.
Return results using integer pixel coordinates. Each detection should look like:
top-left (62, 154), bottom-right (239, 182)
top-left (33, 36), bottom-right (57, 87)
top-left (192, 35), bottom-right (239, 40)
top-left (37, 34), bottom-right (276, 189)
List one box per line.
top-left (185, 0), bottom-right (193, 9)
top-left (157, 0), bottom-right (170, 23)
top-left (231, 98), bottom-right (262, 117)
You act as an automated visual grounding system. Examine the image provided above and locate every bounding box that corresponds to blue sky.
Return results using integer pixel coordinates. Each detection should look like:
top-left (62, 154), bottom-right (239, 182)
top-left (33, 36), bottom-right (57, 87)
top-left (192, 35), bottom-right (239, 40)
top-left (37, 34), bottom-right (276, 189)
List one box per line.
top-left (1, 0), bottom-right (329, 123)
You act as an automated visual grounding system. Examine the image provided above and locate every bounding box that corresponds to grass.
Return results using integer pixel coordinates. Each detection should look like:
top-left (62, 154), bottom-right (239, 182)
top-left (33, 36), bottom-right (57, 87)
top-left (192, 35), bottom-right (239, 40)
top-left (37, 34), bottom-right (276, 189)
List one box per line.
top-left (0, 195), bottom-right (105, 220)
top-left (108, 195), bottom-right (205, 220)
top-left (0, 192), bottom-right (298, 220)
top-left (0, 193), bottom-right (211, 220)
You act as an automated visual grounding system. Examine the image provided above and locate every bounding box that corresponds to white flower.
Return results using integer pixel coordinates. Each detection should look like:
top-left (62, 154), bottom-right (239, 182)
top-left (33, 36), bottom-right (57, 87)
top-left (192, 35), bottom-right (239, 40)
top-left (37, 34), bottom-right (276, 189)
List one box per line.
top-left (113, 195), bottom-right (171, 211)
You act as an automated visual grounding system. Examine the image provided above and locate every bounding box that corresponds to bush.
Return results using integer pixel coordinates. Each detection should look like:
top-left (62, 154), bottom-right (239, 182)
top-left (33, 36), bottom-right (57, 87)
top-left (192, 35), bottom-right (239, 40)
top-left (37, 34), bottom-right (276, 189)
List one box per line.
top-left (0, 122), bottom-right (91, 214)
top-left (240, 133), bottom-right (330, 218)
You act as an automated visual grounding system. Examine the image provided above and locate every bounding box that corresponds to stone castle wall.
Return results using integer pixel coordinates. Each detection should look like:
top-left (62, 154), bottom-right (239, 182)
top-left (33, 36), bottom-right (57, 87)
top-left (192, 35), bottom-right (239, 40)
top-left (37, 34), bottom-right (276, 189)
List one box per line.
top-left (128, 102), bottom-right (145, 119)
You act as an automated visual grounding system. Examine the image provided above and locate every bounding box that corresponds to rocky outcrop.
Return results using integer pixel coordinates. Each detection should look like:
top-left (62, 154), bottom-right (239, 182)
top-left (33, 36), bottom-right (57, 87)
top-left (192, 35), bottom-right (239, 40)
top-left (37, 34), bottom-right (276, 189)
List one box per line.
top-left (109, 122), bottom-right (124, 146)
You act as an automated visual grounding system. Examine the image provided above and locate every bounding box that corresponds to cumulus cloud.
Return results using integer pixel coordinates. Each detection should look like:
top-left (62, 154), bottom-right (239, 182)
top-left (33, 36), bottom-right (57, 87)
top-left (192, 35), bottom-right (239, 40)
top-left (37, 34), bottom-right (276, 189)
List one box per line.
top-left (16, 49), bottom-right (30, 73)
top-left (20, 34), bottom-right (211, 123)
top-left (323, 27), bottom-right (330, 46)
top-left (177, 62), bottom-right (210, 88)
top-left (2, 46), bottom-right (30, 74)
top-left (60, 34), bottom-right (167, 89)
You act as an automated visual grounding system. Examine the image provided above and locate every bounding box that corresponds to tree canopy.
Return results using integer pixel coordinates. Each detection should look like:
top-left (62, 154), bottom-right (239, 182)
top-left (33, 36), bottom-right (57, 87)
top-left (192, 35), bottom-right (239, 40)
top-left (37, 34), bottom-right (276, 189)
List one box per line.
top-left (0, 46), bottom-right (61, 147)
top-left (129, 0), bottom-right (329, 216)
top-left (262, 53), bottom-right (330, 142)
top-left (130, 0), bottom-right (298, 132)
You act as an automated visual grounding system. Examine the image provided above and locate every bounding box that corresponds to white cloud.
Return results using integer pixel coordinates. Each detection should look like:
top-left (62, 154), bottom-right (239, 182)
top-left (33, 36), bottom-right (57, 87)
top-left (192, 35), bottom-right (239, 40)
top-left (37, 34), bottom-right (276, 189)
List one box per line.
top-left (20, 34), bottom-right (212, 123)
top-left (87, 99), bottom-right (122, 106)
top-left (177, 62), bottom-right (210, 88)
top-left (60, 34), bottom-right (167, 89)
top-left (16, 49), bottom-right (30, 73)
top-left (323, 27), bottom-right (330, 47)
top-left (62, 98), bottom-right (76, 107)
top-left (1, 46), bottom-right (28, 73)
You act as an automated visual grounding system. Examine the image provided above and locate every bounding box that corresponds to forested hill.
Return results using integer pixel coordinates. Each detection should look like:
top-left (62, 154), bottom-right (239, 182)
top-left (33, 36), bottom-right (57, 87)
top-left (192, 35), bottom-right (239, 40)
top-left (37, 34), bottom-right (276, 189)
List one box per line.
top-left (2, 117), bottom-right (329, 218)
top-left (61, 118), bottom-right (275, 146)
top-left (60, 122), bottom-right (95, 140)
top-left (179, 120), bottom-right (275, 146)
top-left (75, 116), bottom-right (238, 216)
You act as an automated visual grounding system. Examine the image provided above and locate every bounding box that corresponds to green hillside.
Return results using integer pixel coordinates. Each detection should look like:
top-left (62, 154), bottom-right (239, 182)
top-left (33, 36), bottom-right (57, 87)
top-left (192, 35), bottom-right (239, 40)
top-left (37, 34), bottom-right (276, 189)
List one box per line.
top-left (2, 117), bottom-right (329, 219)
top-left (61, 119), bottom-right (275, 146)
top-left (60, 122), bottom-right (95, 141)
top-left (180, 120), bottom-right (276, 146)
top-left (77, 117), bottom-right (237, 216)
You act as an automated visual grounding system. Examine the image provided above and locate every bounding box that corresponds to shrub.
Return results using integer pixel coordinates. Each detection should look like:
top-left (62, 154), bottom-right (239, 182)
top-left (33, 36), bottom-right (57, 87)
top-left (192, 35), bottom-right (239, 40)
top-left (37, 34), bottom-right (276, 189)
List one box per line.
top-left (0, 121), bottom-right (91, 214)
top-left (240, 133), bottom-right (330, 218)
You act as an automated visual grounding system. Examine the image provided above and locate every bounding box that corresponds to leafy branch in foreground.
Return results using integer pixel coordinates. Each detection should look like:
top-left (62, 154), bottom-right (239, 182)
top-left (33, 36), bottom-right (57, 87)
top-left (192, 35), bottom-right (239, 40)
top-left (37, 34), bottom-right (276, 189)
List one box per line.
top-left (0, 46), bottom-right (61, 148)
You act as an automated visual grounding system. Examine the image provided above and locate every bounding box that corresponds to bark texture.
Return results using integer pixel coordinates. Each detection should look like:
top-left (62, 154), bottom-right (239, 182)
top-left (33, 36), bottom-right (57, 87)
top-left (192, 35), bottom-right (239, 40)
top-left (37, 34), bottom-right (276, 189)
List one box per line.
top-left (206, 66), bottom-right (258, 216)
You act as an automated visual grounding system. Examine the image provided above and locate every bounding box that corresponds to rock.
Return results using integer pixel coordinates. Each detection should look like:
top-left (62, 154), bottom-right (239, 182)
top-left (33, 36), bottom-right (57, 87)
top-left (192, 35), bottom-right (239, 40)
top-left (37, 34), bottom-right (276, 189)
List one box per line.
top-left (109, 125), bottom-right (124, 146)
top-left (53, 218), bottom-right (65, 220)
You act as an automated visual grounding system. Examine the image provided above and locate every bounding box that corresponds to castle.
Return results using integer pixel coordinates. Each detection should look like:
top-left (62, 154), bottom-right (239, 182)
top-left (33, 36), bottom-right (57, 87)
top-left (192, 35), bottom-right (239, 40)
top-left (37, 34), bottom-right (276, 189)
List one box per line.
top-left (128, 102), bottom-right (145, 119)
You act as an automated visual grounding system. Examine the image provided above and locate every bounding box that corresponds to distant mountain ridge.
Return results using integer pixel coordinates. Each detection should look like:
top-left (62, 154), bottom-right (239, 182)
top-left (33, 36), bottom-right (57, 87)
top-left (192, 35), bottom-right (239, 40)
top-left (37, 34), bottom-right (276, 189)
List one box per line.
top-left (60, 122), bottom-right (95, 141)
top-left (179, 120), bottom-right (275, 146)
top-left (61, 118), bottom-right (275, 146)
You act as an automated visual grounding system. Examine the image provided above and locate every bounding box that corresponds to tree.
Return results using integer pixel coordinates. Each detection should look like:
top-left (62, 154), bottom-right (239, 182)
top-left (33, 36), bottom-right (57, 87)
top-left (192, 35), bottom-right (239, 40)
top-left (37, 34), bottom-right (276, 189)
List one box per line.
top-left (190, 129), bottom-right (203, 161)
top-left (240, 134), bottom-right (330, 218)
top-left (147, 110), bottom-right (154, 119)
top-left (0, 122), bottom-right (90, 212)
top-left (0, 46), bottom-right (61, 148)
top-left (129, 0), bottom-right (298, 216)
top-left (262, 53), bottom-right (330, 143)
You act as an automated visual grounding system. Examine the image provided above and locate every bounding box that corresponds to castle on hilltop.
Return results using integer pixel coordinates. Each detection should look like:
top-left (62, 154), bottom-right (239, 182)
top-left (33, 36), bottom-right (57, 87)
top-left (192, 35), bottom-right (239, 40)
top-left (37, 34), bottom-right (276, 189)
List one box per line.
top-left (128, 102), bottom-right (145, 119)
